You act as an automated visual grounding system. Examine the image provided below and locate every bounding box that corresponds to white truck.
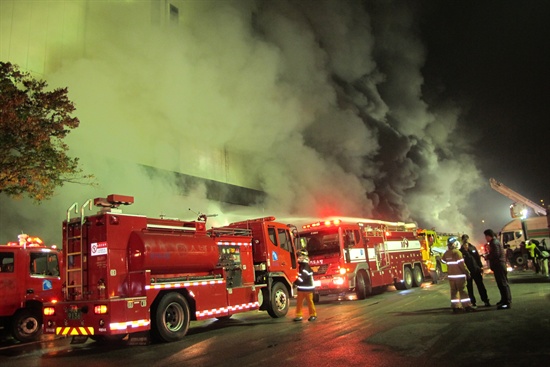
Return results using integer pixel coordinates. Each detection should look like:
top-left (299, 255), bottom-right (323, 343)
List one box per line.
top-left (490, 178), bottom-right (549, 267)
top-left (500, 216), bottom-right (549, 267)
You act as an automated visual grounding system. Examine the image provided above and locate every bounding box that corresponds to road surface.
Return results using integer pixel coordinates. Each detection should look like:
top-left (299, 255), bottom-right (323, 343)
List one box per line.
top-left (1, 269), bottom-right (549, 367)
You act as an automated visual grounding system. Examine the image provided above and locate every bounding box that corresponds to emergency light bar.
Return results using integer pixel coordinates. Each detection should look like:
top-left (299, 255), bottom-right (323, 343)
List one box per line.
top-left (229, 216), bottom-right (276, 226)
top-left (302, 219), bottom-right (341, 229)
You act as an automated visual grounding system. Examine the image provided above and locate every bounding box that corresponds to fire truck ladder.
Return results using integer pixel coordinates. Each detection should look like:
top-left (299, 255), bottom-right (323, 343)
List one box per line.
top-left (64, 199), bottom-right (93, 300)
top-left (490, 178), bottom-right (547, 216)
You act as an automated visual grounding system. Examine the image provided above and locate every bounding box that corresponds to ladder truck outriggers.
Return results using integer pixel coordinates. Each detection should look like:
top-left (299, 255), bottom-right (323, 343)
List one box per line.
top-left (43, 194), bottom-right (298, 343)
top-left (298, 218), bottom-right (427, 302)
top-left (490, 178), bottom-right (549, 267)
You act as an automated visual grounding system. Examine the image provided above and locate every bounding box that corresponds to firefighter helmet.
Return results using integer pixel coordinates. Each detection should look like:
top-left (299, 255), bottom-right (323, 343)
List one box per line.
top-left (447, 236), bottom-right (459, 249)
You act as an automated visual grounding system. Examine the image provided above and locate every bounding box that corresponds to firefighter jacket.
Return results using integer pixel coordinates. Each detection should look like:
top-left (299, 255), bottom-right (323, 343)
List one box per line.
top-left (459, 243), bottom-right (483, 274)
top-left (295, 262), bottom-right (315, 292)
top-left (486, 237), bottom-right (506, 270)
top-left (525, 241), bottom-right (540, 259)
top-left (443, 248), bottom-right (470, 280)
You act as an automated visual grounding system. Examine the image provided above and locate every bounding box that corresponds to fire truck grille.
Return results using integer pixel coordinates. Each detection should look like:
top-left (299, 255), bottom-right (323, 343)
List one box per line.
top-left (313, 264), bottom-right (329, 275)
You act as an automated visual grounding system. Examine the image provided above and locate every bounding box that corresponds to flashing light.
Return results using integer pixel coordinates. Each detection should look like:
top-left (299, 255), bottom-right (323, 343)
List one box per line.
top-left (94, 305), bottom-right (108, 314)
top-left (5, 234), bottom-right (45, 247)
top-left (339, 267), bottom-right (347, 275)
top-left (44, 307), bottom-right (56, 316)
top-left (302, 219), bottom-right (342, 229)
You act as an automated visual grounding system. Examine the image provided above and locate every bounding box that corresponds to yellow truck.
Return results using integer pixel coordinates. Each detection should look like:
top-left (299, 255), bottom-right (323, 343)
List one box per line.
top-left (417, 229), bottom-right (453, 282)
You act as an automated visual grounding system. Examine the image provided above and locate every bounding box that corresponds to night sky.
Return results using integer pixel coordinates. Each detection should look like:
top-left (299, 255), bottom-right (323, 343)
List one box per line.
top-left (419, 0), bottom-right (549, 204)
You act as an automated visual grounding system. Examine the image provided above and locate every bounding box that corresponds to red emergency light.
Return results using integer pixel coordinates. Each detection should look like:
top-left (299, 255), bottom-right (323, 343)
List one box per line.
top-left (302, 219), bottom-right (342, 229)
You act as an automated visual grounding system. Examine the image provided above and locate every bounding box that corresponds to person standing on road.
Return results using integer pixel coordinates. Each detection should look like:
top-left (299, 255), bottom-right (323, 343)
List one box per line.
top-left (525, 239), bottom-right (541, 273)
top-left (443, 237), bottom-right (475, 313)
top-left (484, 229), bottom-right (512, 310)
top-left (460, 234), bottom-right (490, 307)
top-left (293, 251), bottom-right (317, 322)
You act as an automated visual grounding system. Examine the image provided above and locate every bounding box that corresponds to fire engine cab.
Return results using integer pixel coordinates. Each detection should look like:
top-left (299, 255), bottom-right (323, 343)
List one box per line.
top-left (298, 218), bottom-right (426, 301)
top-left (43, 194), bottom-right (298, 343)
top-left (0, 235), bottom-right (62, 342)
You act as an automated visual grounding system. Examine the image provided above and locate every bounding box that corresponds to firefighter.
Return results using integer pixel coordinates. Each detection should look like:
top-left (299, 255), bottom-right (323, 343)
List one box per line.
top-left (460, 234), bottom-right (490, 307)
top-left (293, 251), bottom-right (317, 322)
top-left (443, 237), bottom-right (475, 313)
top-left (484, 229), bottom-right (512, 309)
top-left (525, 239), bottom-right (541, 273)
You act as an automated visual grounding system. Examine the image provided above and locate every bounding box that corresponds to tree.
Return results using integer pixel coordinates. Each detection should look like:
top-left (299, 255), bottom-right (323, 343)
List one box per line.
top-left (0, 62), bottom-right (92, 201)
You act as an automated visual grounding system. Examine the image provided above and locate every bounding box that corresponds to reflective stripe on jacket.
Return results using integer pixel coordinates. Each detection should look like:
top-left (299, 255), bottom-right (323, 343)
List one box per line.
top-left (443, 248), bottom-right (470, 279)
top-left (295, 263), bottom-right (315, 291)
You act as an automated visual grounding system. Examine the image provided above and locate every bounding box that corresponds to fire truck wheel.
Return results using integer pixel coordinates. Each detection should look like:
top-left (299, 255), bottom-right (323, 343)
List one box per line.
top-left (267, 282), bottom-right (289, 318)
top-left (512, 253), bottom-right (525, 267)
top-left (11, 309), bottom-right (42, 343)
top-left (395, 267), bottom-right (413, 290)
top-left (412, 265), bottom-right (424, 287)
top-left (152, 292), bottom-right (190, 342)
top-left (313, 293), bottom-right (320, 304)
top-left (355, 271), bottom-right (372, 300)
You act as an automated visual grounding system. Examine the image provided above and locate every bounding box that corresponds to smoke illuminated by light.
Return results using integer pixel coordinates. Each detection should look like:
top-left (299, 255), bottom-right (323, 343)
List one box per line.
top-left (0, 0), bottom-right (498, 244)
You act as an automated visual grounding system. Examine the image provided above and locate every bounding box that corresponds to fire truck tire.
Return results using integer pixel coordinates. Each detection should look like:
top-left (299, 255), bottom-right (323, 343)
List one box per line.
top-left (412, 265), bottom-right (424, 287)
top-left (313, 293), bottom-right (320, 304)
top-left (512, 253), bottom-right (525, 267)
top-left (152, 292), bottom-right (190, 342)
top-left (355, 271), bottom-right (372, 300)
top-left (11, 309), bottom-right (42, 343)
top-left (267, 282), bottom-right (289, 318)
top-left (395, 267), bottom-right (413, 290)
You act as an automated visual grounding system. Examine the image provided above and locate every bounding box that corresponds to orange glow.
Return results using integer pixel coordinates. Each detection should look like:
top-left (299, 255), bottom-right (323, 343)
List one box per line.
top-left (43, 307), bottom-right (56, 316)
top-left (339, 267), bottom-right (347, 275)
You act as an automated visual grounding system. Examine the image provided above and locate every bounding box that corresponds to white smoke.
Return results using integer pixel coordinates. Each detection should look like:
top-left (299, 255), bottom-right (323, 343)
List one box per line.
top-left (0, 0), bottom-right (486, 245)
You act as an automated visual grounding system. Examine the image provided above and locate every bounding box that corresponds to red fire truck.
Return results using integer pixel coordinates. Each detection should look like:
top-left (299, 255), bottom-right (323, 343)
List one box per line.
top-left (0, 235), bottom-right (62, 342)
top-left (43, 194), bottom-right (298, 343)
top-left (298, 218), bottom-right (426, 301)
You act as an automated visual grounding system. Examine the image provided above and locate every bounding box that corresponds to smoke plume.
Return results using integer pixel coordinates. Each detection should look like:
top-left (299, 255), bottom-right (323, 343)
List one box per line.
top-left (0, 0), bottom-right (487, 245)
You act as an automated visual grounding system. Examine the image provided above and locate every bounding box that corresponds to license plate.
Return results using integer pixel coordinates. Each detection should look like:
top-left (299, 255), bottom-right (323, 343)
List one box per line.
top-left (313, 280), bottom-right (321, 287)
top-left (67, 308), bottom-right (81, 320)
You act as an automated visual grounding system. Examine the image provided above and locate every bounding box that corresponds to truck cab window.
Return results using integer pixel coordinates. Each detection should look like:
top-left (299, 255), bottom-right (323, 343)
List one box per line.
top-left (0, 253), bottom-right (15, 273)
top-left (278, 229), bottom-right (291, 252)
top-left (268, 227), bottom-right (277, 246)
top-left (30, 252), bottom-right (60, 276)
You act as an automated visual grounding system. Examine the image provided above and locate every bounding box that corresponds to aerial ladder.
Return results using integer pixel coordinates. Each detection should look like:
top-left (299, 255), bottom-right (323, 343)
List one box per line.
top-left (489, 178), bottom-right (547, 218)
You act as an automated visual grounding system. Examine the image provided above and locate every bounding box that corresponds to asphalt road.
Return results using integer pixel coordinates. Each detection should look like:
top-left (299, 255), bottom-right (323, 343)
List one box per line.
top-left (1, 269), bottom-right (549, 367)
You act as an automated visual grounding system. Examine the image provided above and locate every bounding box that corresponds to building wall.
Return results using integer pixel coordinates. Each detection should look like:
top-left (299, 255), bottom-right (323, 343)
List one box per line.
top-left (1, 0), bottom-right (262, 205)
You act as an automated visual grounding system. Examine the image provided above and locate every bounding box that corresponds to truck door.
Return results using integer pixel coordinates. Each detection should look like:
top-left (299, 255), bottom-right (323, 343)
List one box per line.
top-left (0, 251), bottom-right (17, 314)
top-left (267, 226), bottom-right (297, 273)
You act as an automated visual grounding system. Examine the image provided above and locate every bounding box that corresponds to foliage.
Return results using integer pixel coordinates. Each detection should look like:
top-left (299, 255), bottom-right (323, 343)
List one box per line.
top-left (0, 62), bottom-right (93, 201)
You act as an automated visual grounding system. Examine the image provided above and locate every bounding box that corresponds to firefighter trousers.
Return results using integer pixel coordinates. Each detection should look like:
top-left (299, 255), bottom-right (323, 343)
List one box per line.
top-left (295, 291), bottom-right (317, 318)
top-left (449, 277), bottom-right (471, 309)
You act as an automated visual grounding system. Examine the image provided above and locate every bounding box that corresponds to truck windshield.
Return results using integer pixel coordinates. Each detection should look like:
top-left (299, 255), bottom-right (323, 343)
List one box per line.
top-left (30, 252), bottom-right (60, 276)
top-left (301, 231), bottom-right (341, 256)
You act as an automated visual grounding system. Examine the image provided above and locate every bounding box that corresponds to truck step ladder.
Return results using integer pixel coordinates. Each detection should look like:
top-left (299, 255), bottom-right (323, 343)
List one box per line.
top-left (64, 200), bottom-right (92, 300)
